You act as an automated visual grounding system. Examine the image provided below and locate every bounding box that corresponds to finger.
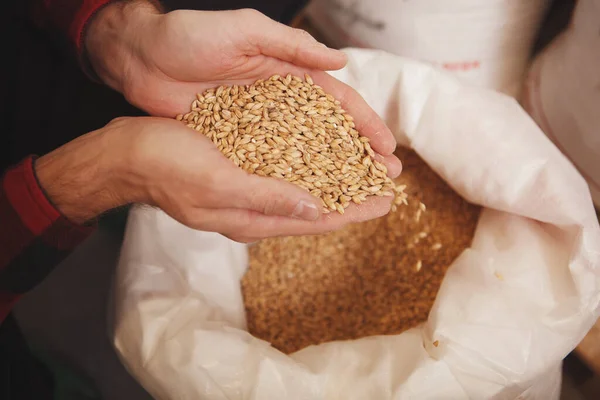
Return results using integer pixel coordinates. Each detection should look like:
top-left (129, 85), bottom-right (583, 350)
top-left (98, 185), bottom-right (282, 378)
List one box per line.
top-left (216, 171), bottom-right (323, 221)
top-left (222, 234), bottom-right (260, 244)
top-left (239, 9), bottom-right (347, 71)
top-left (188, 195), bottom-right (393, 238)
top-left (374, 153), bottom-right (403, 179)
top-left (309, 71), bottom-right (397, 156)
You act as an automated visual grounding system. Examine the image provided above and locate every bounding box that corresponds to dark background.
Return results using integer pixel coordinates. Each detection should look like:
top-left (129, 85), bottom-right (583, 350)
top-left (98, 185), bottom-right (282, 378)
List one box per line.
top-left (0, 0), bottom-right (573, 171)
top-left (0, 0), bottom-right (310, 171)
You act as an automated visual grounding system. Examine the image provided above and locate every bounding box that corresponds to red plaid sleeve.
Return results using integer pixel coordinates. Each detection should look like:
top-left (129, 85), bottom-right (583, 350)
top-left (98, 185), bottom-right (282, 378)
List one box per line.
top-left (30, 0), bottom-right (115, 53)
top-left (0, 157), bottom-right (94, 323)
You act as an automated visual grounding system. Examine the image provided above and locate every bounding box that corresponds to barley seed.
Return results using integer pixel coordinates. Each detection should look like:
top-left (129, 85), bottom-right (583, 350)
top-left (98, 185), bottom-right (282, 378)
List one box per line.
top-left (176, 74), bottom-right (402, 214)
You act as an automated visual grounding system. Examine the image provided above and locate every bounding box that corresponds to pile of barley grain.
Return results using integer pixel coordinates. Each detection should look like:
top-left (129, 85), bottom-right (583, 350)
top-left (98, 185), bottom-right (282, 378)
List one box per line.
top-left (176, 74), bottom-right (404, 214)
top-left (242, 147), bottom-right (480, 354)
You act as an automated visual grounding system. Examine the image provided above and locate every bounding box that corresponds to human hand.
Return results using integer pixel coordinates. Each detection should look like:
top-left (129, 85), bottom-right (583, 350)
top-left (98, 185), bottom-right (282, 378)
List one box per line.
top-left (36, 117), bottom-right (394, 242)
top-left (85, 4), bottom-right (401, 176)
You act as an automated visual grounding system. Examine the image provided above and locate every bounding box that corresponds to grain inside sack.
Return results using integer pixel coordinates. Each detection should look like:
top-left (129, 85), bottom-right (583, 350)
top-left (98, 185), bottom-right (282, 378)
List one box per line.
top-left (176, 74), bottom-right (406, 214)
top-left (243, 148), bottom-right (480, 354)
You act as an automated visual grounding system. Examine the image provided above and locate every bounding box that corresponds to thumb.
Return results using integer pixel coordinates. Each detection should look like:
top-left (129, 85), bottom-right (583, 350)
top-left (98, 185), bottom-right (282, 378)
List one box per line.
top-left (238, 9), bottom-right (347, 71)
top-left (228, 172), bottom-right (322, 221)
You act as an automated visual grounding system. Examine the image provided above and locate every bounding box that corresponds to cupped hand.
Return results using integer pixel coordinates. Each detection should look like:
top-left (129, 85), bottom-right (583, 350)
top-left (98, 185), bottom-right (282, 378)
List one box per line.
top-left (86, 5), bottom-right (401, 175)
top-left (37, 116), bottom-right (394, 241)
top-left (106, 117), bottom-right (394, 242)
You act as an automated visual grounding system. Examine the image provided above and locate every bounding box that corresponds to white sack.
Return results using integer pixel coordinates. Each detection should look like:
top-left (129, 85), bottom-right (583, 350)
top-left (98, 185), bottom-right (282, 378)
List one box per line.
top-left (522, 0), bottom-right (600, 207)
top-left (306, 0), bottom-right (550, 97)
top-left (113, 49), bottom-right (600, 400)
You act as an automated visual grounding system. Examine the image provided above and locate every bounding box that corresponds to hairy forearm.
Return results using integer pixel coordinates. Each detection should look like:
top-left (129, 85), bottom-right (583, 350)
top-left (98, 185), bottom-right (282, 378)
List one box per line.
top-left (34, 125), bottom-right (135, 223)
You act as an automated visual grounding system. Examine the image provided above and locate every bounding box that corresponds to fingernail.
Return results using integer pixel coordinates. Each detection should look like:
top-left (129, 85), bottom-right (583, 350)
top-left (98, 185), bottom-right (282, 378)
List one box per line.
top-left (291, 200), bottom-right (320, 221)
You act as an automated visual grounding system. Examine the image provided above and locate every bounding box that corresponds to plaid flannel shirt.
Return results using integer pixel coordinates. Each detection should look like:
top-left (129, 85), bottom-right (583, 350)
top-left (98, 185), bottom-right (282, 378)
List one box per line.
top-left (0, 0), bottom-right (112, 322)
top-left (0, 157), bottom-right (94, 322)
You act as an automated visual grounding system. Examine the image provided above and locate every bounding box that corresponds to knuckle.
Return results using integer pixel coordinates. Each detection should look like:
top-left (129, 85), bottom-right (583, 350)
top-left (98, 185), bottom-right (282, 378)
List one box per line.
top-left (164, 9), bottom-right (188, 25)
top-left (237, 8), bottom-right (262, 20)
top-left (109, 116), bottom-right (132, 125)
top-left (258, 192), bottom-right (290, 216)
top-left (294, 28), bottom-right (314, 41)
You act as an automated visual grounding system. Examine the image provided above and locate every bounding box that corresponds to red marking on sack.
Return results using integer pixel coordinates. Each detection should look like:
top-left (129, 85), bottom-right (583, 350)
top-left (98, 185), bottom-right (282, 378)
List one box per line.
top-left (439, 60), bottom-right (481, 71)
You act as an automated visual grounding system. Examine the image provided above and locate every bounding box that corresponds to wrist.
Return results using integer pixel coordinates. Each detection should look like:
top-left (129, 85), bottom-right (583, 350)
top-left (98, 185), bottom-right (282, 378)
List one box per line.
top-left (85, 0), bottom-right (161, 92)
top-left (34, 124), bottom-right (139, 224)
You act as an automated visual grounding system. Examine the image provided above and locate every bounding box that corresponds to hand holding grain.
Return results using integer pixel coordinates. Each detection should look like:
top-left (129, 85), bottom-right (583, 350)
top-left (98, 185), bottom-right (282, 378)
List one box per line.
top-left (177, 74), bottom-right (406, 218)
top-left (84, 4), bottom-right (402, 231)
top-left (123, 117), bottom-right (403, 243)
top-left (37, 117), bottom-right (396, 242)
top-left (85, 4), bottom-right (400, 167)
